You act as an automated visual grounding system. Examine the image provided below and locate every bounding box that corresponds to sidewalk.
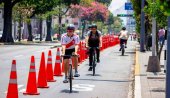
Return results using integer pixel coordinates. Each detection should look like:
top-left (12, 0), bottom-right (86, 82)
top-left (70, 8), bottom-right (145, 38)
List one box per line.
top-left (135, 44), bottom-right (165, 98)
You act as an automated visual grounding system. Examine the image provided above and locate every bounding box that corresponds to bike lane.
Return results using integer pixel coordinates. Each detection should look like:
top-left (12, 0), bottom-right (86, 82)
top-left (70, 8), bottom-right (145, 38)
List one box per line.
top-left (13, 41), bottom-right (136, 98)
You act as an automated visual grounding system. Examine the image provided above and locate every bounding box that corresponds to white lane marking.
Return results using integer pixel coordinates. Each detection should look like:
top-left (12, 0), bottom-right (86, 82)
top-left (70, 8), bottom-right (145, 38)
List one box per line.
top-left (72, 84), bottom-right (95, 91)
top-left (14, 55), bottom-right (23, 58)
top-left (4, 85), bottom-right (24, 93)
top-left (135, 76), bottom-right (141, 98)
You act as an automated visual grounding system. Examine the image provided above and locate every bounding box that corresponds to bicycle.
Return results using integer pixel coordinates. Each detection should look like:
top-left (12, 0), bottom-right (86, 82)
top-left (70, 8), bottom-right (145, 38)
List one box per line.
top-left (89, 47), bottom-right (98, 76)
top-left (61, 55), bottom-right (78, 93)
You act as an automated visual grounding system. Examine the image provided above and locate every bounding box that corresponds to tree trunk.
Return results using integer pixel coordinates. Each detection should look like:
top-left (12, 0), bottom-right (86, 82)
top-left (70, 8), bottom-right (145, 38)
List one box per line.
top-left (27, 21), bottom-right (33, 41)
top-left (18, 14), bottom-right (22, 42)
top-left (39, 19), bottom-right (42, 41)
top-left (1, 1), bottom-right (14, 42)
top-left (45, 16), bottom-right (52, 41)
top-left (58, 15), bottom-right (62, 40)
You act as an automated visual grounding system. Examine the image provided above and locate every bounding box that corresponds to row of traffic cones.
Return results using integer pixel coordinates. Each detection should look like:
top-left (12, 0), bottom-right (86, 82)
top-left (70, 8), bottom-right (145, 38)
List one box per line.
top-left (6, 48), bottom-right (62, 98)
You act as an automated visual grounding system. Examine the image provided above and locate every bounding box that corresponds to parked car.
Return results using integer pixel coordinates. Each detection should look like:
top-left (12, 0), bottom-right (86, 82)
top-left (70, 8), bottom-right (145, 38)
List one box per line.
top-left (34, 34), bottom-right (40, 40)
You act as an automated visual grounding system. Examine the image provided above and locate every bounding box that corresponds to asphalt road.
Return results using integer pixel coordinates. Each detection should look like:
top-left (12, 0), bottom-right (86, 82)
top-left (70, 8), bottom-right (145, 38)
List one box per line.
top-left (0, 41), bottom-right (136, 98)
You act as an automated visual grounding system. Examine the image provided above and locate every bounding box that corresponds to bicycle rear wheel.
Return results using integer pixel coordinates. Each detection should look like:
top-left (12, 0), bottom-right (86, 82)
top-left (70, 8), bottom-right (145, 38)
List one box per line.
top-left (122, 47), bottom-right (125, 56)
top-left (69, 64), bottom-right (72, 93)
top-left (121, 44), bottom-right (125, 56)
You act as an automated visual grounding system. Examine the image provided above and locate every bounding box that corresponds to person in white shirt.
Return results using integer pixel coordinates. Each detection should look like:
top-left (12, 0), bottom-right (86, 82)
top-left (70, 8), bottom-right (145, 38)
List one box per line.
top-left (118, 27), bottom-right (129, 51)
top-left (61, 24), bottom-right (80, 83)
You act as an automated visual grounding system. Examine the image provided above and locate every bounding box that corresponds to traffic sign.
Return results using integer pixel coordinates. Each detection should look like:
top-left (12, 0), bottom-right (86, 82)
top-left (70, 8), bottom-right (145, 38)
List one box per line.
top-left (125, 3), bottom-right (133, 10)
top-left (117, 14), bottom-right (134, 17)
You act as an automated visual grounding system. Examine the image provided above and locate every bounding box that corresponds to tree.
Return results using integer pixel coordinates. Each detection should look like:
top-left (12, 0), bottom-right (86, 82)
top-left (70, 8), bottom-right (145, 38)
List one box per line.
top-left (70, 1), bottom-right (109, 22)
top-left (95, 0), bottom-right (112, 6)
top-left (19, 0), bottom-right (60, 41)
top-left (0, 0), bottom-right (22, 43)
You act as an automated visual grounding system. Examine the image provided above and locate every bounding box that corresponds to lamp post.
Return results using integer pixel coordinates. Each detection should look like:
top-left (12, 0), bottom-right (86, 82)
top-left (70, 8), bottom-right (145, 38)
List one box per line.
top-left (140, 0), bottom-right (145, 52)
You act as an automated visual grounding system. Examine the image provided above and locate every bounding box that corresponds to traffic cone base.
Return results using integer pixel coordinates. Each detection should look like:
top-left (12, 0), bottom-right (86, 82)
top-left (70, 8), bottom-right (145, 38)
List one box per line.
top-left (23, 92), bottom-right (40, 95)
top-left (38, 86), bottom-right (49, 88)
top-left (47, 80), bottom-right (56, 82)
top-left (54, 74), bottom-right (63, 76)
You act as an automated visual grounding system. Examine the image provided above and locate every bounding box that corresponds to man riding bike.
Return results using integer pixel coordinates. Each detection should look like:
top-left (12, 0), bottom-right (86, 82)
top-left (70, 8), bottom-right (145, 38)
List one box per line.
top-left (85, 24), bottom-right (102, 71)
top-left (61, 24), bottom-right (80, 83)
top-left (118, 27), bottom-right (129, 51)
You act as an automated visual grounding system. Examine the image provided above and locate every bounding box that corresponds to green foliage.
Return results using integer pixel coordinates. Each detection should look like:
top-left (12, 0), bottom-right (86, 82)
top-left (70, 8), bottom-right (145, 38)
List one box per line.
top-left (144, 0), bottom-right (167, 28)
top-left (130, 0), bottom-right (141, 33)
top-left (63, 0), bottom-right (80, 5)
top-left (158, 0), bottom-right (170, 16)
top-left (107, 12), bottom-right (114, 25)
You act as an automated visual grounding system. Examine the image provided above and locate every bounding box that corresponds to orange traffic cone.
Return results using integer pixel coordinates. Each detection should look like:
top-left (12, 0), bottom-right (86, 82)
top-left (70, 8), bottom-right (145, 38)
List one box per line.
top-left (37, 52), bottom-right (49, 88)
top-left (54, 48), bottom-right (63, 76)
top-left (6, 60), bottom-right (18, 98)
top-left (46, 50), bottom-right (56, 82)
top-left (23, 56), bottom-right (40, 95)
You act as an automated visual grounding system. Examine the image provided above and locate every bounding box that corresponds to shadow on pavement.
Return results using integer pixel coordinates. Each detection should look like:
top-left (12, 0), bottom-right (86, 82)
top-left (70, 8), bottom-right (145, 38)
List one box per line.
top-left (60, 89), bottom-right (79, 93)
top-left (85, 74), bottom-right (102, 76)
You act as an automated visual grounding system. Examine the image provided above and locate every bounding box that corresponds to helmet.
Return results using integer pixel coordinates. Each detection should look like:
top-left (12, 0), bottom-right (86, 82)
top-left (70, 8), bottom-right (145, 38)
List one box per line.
top-left (67, 24), bottom-right (75, 30)
top-left (122, 27), bottom-right (126, 30)
top-left (88, 25), bottom-right (92, 29)
top-left (91, 24), bottom-right (97, 29)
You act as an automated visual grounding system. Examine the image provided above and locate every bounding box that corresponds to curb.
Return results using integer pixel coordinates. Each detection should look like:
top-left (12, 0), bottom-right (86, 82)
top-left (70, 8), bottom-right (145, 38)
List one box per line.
top-left (134, 46), bottom-right (142, 98)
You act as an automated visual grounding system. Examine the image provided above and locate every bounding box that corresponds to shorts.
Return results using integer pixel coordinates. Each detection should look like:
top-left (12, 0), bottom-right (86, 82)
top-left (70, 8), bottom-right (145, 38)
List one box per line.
top-left (63, 48), bottom-right (75, 59)
top-left (120, 39), bottom-right (127, 45)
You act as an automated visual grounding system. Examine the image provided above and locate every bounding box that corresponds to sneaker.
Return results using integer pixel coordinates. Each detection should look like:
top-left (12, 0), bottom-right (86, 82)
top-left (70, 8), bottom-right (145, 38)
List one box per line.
top-left (74, 72), bottom-right (80, 77)
top-left (119, 48), bottom-right (121, 51)
top-left (125, 46), bottom-right (127, 48)
top-left (88, 67), bottom-right (92, 71)
top-left (63, 78), bottom-right (68, 83)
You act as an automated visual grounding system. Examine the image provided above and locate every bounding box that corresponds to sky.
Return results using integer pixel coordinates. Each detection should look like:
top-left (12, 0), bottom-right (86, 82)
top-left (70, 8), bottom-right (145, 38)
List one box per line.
top-left (108, 0), bottom-right (128, 26)
top-left (108, 0), bottom-right (127, 13)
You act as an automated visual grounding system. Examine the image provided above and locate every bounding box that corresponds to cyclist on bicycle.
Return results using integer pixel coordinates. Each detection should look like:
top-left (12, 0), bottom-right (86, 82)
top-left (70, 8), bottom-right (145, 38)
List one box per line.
top-left (118, 27), bottom-right (129, 51)
top-left (61, 24), bottom-right (80, 83)
top-left (85, 24), bottom-right (102, 71)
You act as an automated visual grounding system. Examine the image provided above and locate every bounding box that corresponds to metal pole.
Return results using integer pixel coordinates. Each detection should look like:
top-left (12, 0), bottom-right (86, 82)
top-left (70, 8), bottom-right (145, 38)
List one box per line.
top-left (152, 17), bottom-right (156, 56)
top-left (140, 0), bottom-right (145, 52)
top-left (166, 16), bottom-right (170, 98)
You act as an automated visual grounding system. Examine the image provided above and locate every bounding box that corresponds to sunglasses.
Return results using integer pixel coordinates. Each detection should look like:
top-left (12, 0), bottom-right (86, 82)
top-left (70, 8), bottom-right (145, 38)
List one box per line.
top-left (67, 29), bottom-right (74, 32)
top-left (91, 28), bottom-right (97, 30)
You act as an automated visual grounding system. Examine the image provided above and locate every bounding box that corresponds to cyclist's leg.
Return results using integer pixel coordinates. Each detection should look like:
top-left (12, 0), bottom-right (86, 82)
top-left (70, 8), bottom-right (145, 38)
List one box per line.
top-left (119, 39), bottom-right (123, 51)
top-left (96, 48), bottom-right (100, 63)
top-left (63, 49), bottom-right (71, 83)
top-left (63, 58), bottom-right (69, 83)
top-left (88, 48), bottom-right (93, 71)
top-left (71, 49), bottom-right (80, 77)
top-left (124, 39), bottom-right (127, 48)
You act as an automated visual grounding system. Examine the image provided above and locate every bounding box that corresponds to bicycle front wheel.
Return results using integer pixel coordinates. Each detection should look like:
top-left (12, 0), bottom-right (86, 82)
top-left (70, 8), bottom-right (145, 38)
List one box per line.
top-left (69, 64), bottom-right (72, 93)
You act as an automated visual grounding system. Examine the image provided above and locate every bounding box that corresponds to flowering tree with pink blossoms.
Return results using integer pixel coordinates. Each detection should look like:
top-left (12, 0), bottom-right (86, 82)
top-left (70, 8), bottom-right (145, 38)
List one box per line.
top-left (69, 1), bottom-right (109, 22)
